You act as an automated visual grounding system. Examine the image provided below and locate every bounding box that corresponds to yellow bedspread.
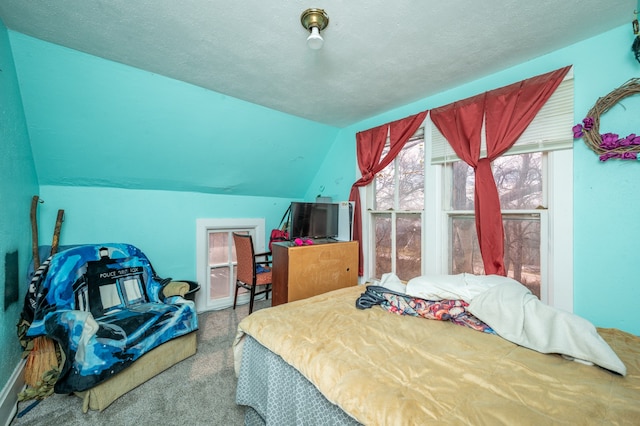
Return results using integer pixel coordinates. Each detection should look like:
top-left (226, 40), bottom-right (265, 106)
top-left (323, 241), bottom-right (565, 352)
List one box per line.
top-left (235, 286), bottom-right (640, 425)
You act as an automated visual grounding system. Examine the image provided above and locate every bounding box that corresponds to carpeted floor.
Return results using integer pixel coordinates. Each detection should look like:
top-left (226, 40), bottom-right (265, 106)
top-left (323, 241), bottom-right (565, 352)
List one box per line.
top-left (10, 299), bottom-right (271, 426)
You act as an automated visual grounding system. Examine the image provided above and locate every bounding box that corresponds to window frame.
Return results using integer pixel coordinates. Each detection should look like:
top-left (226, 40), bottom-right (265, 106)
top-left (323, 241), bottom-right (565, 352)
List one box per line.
top-left (424, 123), bottom-right (573, 311)
top-left (445, 152), bottom-right (547, 297)
top-left (195, 218), bottom-right (266, 312)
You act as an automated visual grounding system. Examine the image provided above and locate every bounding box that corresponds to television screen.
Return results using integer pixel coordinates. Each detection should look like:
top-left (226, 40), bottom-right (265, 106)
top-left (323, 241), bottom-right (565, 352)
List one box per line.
top-left (290, 202), bottom-right (339, 239)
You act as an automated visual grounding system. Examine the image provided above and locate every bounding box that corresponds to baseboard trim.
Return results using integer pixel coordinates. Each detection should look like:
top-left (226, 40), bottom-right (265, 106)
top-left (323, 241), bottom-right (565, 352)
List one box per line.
top-left (1, 359), bottom-right (25, 426)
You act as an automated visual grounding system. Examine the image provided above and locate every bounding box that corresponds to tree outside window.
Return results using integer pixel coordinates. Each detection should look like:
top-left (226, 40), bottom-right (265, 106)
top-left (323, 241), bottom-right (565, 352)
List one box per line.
top-left (449, 152), bottom-right (543, 297)
top-left (370, 132), bottom-right (424, 281)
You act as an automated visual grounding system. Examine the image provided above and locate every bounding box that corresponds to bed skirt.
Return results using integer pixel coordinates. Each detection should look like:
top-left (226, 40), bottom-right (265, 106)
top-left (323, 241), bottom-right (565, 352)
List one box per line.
top-left (236, 335), bottom-right (360, 425)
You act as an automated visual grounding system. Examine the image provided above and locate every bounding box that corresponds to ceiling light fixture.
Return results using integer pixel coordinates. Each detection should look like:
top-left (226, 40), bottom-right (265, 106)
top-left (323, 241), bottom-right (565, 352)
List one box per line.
top-left (300, 8), bottom-right (329, 50)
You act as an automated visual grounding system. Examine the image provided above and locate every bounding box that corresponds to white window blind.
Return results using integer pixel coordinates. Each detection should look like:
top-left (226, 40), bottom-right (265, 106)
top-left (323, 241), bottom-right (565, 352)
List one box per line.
top-left (431, 70), bottom-right (574, 164)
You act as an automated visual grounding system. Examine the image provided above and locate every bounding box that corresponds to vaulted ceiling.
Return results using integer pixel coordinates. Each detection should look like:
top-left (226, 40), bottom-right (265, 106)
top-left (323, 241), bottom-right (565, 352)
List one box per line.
top-left (0, 1), bottom-right (635, 127)
top-left (1, 1), bottom-right (637, 199)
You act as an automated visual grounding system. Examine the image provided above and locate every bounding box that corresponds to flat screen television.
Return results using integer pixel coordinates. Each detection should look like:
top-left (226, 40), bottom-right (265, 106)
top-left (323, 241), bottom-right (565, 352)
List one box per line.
top-left (289, 202), bottom-right (339, 239)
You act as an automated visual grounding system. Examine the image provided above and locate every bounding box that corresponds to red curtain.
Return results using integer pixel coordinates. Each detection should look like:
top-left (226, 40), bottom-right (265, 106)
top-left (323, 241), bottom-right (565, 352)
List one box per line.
top-left (431, 66), bottom-right (570, 276)
top-left (349, 111), bottom-right (428, 276)
top-left (485, 66), bottom-right (571, 158)
top-left (429, 93), bottom-right (486, 166)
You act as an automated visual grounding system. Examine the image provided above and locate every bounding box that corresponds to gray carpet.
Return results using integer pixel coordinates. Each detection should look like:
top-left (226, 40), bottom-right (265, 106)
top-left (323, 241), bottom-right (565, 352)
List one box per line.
top-left (10, 299), bottom-right (271, 426)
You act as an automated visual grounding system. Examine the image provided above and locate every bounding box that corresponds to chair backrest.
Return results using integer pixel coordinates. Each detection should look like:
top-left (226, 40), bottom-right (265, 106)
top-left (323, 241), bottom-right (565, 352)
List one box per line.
top-left (233, 232), bottom-right (256, 285)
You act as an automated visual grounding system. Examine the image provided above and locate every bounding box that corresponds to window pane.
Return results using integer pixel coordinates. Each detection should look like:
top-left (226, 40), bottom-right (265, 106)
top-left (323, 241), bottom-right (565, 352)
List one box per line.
top-left (450, 216), bottom-right (482, 274)
top-left (374, 145), bottom-right (394, 210)
top-left (208, 232), bottom-right (229, 264)
top-left (231, 237), bottom-right (237, 262)
top-left (396, 214), bottom-right (421, 281)
top-left (504, 216), bottom-right (540, 297)
top-left (209, 266), bottom-right (231, 299)
top-left (398, 138), bottom-right (424, 211)
top-left (494, 153), bottom-right (542, 210)
top-left (452, 162), bottom-right (474, 210)
top-left (373, 214), bottom-right (391, 278)
top-left (450, 215), bottom-right (541, 298)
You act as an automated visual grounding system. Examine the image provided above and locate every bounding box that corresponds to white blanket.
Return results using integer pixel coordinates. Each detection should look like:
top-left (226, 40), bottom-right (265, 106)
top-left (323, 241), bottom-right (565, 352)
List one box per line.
top-left (405, 273), bottom-right (506, 303)
top-left (468, 281), bottom-right (627, 376)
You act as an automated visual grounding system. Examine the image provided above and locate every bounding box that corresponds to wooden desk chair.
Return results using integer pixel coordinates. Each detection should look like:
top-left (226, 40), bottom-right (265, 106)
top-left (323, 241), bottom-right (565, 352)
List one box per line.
top-left (232, 232), bottom-right (272, 314)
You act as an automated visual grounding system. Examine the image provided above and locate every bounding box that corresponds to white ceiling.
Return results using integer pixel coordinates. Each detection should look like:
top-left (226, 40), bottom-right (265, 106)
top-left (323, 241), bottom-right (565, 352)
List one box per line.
top-left (0, 1), bottom-right (636, 128)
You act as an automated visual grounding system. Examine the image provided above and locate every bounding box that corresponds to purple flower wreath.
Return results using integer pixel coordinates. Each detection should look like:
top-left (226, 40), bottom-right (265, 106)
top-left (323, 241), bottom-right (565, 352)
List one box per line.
top-left (573, 116), bottom-right (640, 161)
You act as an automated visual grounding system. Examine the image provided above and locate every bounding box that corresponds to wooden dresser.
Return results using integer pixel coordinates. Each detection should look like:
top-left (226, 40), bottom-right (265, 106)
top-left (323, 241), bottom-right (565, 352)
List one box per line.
top-left (271, 240), bottom-right (358, 306)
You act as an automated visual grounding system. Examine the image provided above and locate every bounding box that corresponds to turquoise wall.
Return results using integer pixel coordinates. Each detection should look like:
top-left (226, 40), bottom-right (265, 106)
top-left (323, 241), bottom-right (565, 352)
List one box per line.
top-left (8, 32), bottom-right (339, 199)
top-left (0, 20), bottom-right (39, 388)
top-left (571, 27), bottom-right (639, 335)
top-left (37, 185), bottom-right (292, 280)
top-left (312, 24), bottom-right (640, 335)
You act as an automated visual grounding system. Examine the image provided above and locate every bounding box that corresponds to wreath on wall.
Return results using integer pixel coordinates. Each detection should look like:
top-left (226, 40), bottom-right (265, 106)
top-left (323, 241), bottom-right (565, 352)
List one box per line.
top-left (573, 78), bottom-right (640, 162)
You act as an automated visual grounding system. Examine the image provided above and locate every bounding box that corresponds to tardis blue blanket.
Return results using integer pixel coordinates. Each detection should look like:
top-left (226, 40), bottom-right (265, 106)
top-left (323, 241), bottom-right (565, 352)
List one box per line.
top-left (25, 243), bottom-right (198, 394)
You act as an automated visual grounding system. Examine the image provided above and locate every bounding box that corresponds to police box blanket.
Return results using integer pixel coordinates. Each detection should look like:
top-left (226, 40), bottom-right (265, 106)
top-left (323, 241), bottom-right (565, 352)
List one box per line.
top-left (25, 243), bottom-right (198, 394)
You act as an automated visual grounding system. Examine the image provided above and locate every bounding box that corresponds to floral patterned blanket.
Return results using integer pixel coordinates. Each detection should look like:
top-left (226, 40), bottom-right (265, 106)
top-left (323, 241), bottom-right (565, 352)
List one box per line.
top-left (356, 285), bottom-right (494, 333)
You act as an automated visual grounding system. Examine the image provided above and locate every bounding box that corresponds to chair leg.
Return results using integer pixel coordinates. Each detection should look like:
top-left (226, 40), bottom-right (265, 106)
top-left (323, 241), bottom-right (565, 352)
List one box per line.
top-left (233, 281), bottom-right (240, 310)
top-left (249, 285), bottom-right (256, 315)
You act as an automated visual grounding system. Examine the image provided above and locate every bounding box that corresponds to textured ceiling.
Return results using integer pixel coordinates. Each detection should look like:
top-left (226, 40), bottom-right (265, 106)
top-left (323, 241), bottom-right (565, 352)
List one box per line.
top-left (0, 0), bottom-right (636, 128)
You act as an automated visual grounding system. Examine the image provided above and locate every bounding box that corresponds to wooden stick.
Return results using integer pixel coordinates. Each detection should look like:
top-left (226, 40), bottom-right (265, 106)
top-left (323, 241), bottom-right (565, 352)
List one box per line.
top-left (30, 196), bottom-right (40, 270)
top-left (50, 210), bottom-right (65, 256)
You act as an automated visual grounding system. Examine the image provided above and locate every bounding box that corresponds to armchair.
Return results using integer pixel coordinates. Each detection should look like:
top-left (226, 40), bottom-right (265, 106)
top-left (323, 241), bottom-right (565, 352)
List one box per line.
top-left (22, 243), bottom-right (198, 396)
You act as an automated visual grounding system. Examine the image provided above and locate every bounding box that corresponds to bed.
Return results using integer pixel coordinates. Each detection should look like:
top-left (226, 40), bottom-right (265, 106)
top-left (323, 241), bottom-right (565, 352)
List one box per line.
top-left (234, 276), bottom-right (640, 425)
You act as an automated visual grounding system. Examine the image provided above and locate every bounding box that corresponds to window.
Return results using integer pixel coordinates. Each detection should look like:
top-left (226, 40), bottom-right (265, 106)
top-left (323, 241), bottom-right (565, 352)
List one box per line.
top-left (447, 153), bottom-right (545, 297)
top-left (207, 230), bottom-right (239, 300)
top-left (364, 70), bottom-right (574, 311)
top-left (195, 218), bottom-right (266, 312)
top-left (437, 148), bottom-right (572, 309)
top-left (427, 71), bottom-right (574, 310)
top-left (367, 129), bottom-right (425, 281)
